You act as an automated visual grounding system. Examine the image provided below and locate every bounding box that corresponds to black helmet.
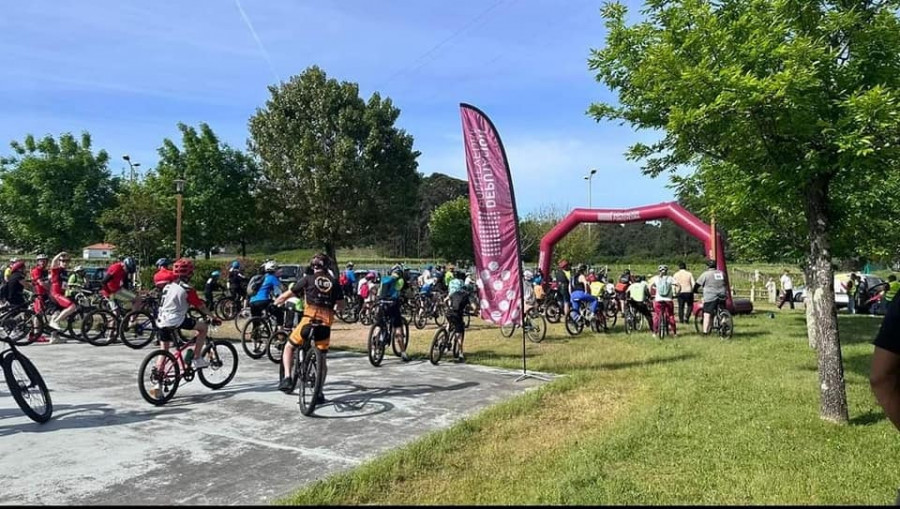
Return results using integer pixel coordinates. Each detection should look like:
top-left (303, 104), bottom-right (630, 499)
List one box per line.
top-left (706, 259), bottom-right (717, 269)
top-left (310, 253), bottom-right (329, 270)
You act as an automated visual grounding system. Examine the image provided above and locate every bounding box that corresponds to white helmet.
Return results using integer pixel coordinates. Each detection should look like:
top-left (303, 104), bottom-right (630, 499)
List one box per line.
top-left (523, 270), bottom-right (534, 281)
top-left (263, 261), bottom-right (278, 272)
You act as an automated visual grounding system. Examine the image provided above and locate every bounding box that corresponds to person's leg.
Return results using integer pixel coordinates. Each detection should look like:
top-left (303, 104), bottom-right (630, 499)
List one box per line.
top-left (652, 301), bottom-right (661, 333)
top-left (687, 292), bottom-right (695, 324)
top-left (677, 293), bottom-right (687, 324)
top-left (666, 301), bottom-right (676, 335)
top-left (787, 289), bottom-right (794, 309)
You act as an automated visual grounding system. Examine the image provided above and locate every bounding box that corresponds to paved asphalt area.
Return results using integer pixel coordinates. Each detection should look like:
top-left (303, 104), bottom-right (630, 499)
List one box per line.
top-left (0, 340), bottom-right (551, 505)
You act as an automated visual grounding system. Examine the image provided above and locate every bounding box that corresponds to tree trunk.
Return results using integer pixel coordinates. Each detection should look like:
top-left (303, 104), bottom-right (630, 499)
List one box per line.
top-left (324, 242), bottom-right (338, 276)
top-left (803, 264), bottom-right (817, 350)
top-left (204, 250), bottom-right (210, 260)
top-left (805, 176), bottom-right (848, 424)
top-left (240, 240), bottom-right (246, 258)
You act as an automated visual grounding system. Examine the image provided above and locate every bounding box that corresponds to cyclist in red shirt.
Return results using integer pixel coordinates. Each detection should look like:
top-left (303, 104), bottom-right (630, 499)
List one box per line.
top-left (48, 252), bottom-right (78, 344)
top-left (101, 256), bottom-right (141, 313)
top-left (153, 257), bottom-right (175, 290)
top-left (30, 253), bottom-right (50, 315)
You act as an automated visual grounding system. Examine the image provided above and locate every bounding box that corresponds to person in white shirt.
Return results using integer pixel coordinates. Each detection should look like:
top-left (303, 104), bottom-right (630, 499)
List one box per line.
top-left (778, 270), bottom-right (795, 310)
top-left (650, 265), bottom-right (679, 337)
top-left (673, 262), bottom-right (696, 325)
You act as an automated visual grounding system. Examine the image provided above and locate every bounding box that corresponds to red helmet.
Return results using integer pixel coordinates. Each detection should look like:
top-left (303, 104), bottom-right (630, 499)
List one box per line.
top-left (173, 258), bottom-right (195, 278)
top-left (10, 261), bottom-right (25, 273)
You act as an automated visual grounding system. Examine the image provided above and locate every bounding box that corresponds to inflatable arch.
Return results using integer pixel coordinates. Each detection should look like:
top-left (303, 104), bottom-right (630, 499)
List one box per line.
top-left (537, 201), bottom-right (733, 309)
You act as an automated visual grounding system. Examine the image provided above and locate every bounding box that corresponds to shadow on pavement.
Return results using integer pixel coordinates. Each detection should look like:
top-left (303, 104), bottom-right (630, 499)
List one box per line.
top-left (0, 402), bottom-right (189, 436)
top-left (309, 380), bottom-right (480, 420)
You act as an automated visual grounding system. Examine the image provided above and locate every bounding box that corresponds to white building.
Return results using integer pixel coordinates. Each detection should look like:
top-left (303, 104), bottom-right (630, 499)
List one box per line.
top-left (83, 243), bottom-right (115, 260)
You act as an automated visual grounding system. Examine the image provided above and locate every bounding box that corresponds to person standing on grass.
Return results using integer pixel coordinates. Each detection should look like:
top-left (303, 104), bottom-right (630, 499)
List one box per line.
top-left (845, 274), bottom-right (857, 315)
top-left (777, 269), bottom-right (794, 310)
top-left (869, 292), bottom-right (900, 504)
top-left (673, 261), bottom-right (695, 325)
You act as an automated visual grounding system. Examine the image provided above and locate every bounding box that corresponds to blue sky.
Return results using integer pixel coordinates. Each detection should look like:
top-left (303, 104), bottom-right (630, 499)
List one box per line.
top-left (0, 0), bottom-right (672, 217)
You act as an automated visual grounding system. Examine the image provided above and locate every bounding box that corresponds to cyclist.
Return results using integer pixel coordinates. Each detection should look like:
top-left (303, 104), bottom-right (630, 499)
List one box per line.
top-left (30, 254), bottom-right (50, 314)
top-left (378, 266), bottom-right (410, 361)
top-left (444, 264), bottom-right (456, 288)
top-left (626, 274), bottom-right (654, 332)
top-left (554, 259), bottom-right (572, 318)
top-left (150, 258), bottom-right (221, 400)
top-left (614, 269), bottom-right (633, 316)
top-left (153, 258), bottom-right (174, 290)
top-left (358, 271), bottom-right (378, 316)
top-left (650, 265), bottom-right (678, 337)
top-left (227, 260), bottom-right (247, 305)
top-left (695, 259), bottom-right (728, 334)
top-left (523, 269), bottom-right (536, 316)
top-left (340, 262), bottom-right (357, 296)
top-left (273, 253), bottom-right (344, 397)
top-left (249, 260), bottom-right (284, 326)
top-left (101, 256), bottom-right (141, 313)
top-left (204, 270), bottom-right (223, 310)
top-left (3, 258), bottom-right (18, 283)
top-left (47, 252), bottom-right (78, 343)
top-left (446, 270), bottom-right (471, 362)
top-left (65, 265), bottom-right (87, 299)
top-left (418, 264), bottom-right (434, 288)
top-left (569, 263), bottom-right (600, 323)
top-left (2, 260), bottom-right (27, 308)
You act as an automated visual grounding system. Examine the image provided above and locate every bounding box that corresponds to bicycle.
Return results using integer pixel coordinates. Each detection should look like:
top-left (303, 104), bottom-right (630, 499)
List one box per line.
top-left (36, 296), bottom-right (117, 346)
top-left (623, 299), bottom-right (650, 335)
top-left (429, 321), bottom-right (464, 364)
top-left (653, 301), bottom-right (674, 339)
top-left (499, 306), bottom-right (548, 343)
top-left (0, 304), bottom-right (44, 346)
top-left (265, 303), bottom-right (303, 365)
top-left (137, 319), bottom-right (238, 406)
top-left (336, 293), bottom-right (362, 324)
top-left (693, 298), bottom-right (733, 339)
top-left (240, 306), bottom-right (280, 359)
top-left (564, 299), bottom-right (608, 336)
top-left (278, 320), bottom-right (328, 416)
top-left (0, 334), bottom-right (52, 423)
top-left (367, 299), bottom-right (410, 367)
top-left (413, 292), bottom-right (446, 330)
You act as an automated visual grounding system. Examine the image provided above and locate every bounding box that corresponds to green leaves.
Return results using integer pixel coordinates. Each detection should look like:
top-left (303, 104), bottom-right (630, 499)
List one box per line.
top-left (428, 197), bottom-right (473, 263)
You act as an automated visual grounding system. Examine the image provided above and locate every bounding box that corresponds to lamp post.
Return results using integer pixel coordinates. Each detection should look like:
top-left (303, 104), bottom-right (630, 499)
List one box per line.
top-left (583, 169), bottom-right (598, 245)
top-left (174, 179), bottom-right (185, 259)
top-left (122, 155), bottom-right (141, 183)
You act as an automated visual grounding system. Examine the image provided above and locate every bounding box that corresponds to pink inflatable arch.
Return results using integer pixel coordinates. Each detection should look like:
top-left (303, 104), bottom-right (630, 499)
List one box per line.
top-left (537, 201), bottom-right (732, 308)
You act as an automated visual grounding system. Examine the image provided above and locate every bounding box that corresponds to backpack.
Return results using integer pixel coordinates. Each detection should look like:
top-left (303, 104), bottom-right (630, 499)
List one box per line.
top-left (339, 273), bottom-right (349, 287)
top-left (379, 276), bottom-right (397, 299)
top-left (247, 274), bottom-right (264, 297)
top-left (359, 282), bottom-right (370, 299)
top-left (657, 276), bottom-right (674, 298)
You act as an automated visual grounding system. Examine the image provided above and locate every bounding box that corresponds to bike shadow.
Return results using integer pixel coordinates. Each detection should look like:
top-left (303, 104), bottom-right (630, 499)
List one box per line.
top-left (309, 380), bottom-right (480, 420)
top-left (0, 402), bottom-right (188, 436)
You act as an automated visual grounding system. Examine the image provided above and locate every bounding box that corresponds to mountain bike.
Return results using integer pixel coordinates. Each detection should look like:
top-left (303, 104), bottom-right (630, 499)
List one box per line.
top-left (367, 299), bottom-right (410, 367)
top-left (499, 306), bottom-right (548, 343)
top-left (653, 301), bottom-right (674, 339)
top-left (564, 299), bottom-right (608, 336)
top-left (36, 296), bottom-right (116, 346)
top-left (623, 299), bottom-right (650, 335)
top-left (0, 304), bottom-right (44, 346)
top-left (414, 292), bottom-right (447, 330)
top-left (540, 285), bottom-right (562, 323)
top-left (0, 335), bottom-right (52, 423)
top-left (137, 319), bottom-right (238, 406)
top-left (693, 298), bottom-right (733, 339)
top-left (429, 322), bottom-right (464, 364)
top-left (278, 320), bottom-right (328, 416)
top-left (336, 293), bottom-right (362, 324)
top-left (239, 306), bottom-right (280, 359)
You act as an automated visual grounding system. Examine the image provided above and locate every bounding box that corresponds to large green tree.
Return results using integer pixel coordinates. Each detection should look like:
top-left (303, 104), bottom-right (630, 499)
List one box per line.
top-left (590, 0), bottom-right (900, 423)
top-left (0, 132), bottom-right (117, 252)
top-left (248, 66), bottom-right (421, 265)
top-left (154, 123), bottom-right (260, 259)
top-left (428, 197), bottom-right (474, 263)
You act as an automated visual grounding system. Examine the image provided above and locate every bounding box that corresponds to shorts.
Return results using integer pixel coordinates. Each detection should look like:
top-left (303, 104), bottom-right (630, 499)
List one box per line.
top-left (616, 291), bottom-right (627, 302)
top-left (289, 305), bottom-right (334, 351)
top-left (51, 293), bottom-right (73, 309)
top-left (110, 288), bottom-right (137, 304)
top-left (703, 299), bottom-right (724, 315)
top-left (158, 316), bottom-right (197, 343)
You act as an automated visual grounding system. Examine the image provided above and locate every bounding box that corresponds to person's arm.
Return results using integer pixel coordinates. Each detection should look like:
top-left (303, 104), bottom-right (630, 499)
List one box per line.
top-left (871, 347), bottom-right (900, 430)
top-left (186, 289), bottom-right (216, 320)
top-left (273, 289), bottom-right (295, 307)
top-left (50, 253), bottom-right (64, 269)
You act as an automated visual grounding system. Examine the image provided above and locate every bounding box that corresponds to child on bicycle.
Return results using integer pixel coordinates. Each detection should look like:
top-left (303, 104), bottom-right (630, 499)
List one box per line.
top-left (151, 258), bottom-right (221, 400)
top-left (445, 270), bottom-right (471, 363)
top-left (626, 275), bottom-right (654, 333)
top-left (273, 254), bottom-right (344, 397)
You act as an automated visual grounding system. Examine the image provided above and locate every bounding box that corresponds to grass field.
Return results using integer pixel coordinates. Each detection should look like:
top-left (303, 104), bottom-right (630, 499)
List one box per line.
top-left (276, 300), bottom-right (900, 505)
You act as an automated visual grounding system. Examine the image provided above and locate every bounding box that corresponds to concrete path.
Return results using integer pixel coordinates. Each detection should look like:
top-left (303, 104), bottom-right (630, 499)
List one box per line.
top-left (0, 341), bottom-right (551, 505)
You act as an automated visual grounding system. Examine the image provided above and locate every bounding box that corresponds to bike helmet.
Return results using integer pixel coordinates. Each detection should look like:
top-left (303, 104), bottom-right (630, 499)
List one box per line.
top-left (230, 260), bottom-right (240, 270)
top-left (635, 275), bottom-right (643, 282)
top-left (658, 264), bottom-right (668, 273)
top-left (122, 256), bottom-right (137, 273)
top-left (366, 271), bottom-right (376, 280)
top-left (155, 257), bottom-right (171, 268)
top-left (706, 259), bottom-right (717, 268)
top-left (558, 259), bottom-right (570, 269)
top-left (524, 269), bottom-right (534, 281)
top-left (624, 268), bottom-right (631, 275)
top-left (74, 265), bottom-right (84, 273)
top-left (263, 260), bottom-right (279, 273)
top-left (173, 258), bottom-right (194, 278)
top-left (9, 257), bottom-right (18, 263)
top-left (10, 261), bottom-right (25, 273)
top-left (346, 262), bottom-right (354, 268)
top-left (36, 253), bottom-right (48, 261)
top-left (425, 264), bottom-right (433, 271)
top-left (391, 267), bottom-right (402, 277)
top-left (577, 263), bottom-right (587, 273)
top-left (211, 270), bottom-right (221, 278)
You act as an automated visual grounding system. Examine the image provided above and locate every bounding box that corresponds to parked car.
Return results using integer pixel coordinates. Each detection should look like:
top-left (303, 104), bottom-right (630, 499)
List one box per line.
top-left (793, 273), bottom-right (885, 311)
top-left (83, 267), bottom-right (107, 292)
top-left (277, 264), bottom-right (302, 287)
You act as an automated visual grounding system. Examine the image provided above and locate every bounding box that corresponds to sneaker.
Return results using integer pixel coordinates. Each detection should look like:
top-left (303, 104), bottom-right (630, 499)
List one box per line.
top-left (457, 353), bottom-right (466, 364)
top-left (277, 377), bottom-right (294, 393)
top-left (315, 392), bottom-right (327, 405)
top-left (35, 335), bottom-right (50, 343)
top-left (191, 357), bottom-right (209, 370)
top-left (149, 384), bottom-right (161, 400)
top-left (48, 319), bottom-right (63, 331)
top-left (48, 333), bottom-right (66, 345)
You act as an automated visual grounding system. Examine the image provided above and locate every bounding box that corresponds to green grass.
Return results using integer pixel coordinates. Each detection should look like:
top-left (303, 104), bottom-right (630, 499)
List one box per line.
top-left (277, 302), bottom-right (900, 505)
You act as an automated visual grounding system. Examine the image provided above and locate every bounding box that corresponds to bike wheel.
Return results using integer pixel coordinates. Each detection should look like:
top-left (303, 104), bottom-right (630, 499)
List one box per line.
top-left (240, 317), bottom-right (271, 359)
top-left (82, 309), bottom-right (117, 346)
top-left (367, 324), bottom-right (386, 367)
top-left (299, 347), bottom-right (325, 416)
top-left (119, 310), bottom-right (157, 350)
top-left (3, 351), bottom-right (52, 423)
top-left (545, 302), bottom-right (561, 323)
top-left (429, 328), bottom-right (447, 365)
top-left (718, 310), bottom-right (734, 339)
top-left (198, 340), bottom-right (238, 389)
top-left (267, 331), bottom-right (288, 364)
top-left (138, 350), bottom-right (180, 406)
top-left (434, 304), bottom-right (447, 327)
top-left (525, 314), bottom-right (547, 343)
top-left (605, 307), bottom-right (617, 328)
top-left (360, 307), bottom-right (374, 326)
top-left (1, 308), bottom-right (41, 346)
top-left (565, 314), bottom-right (583, 336)
top-left (694, 311), bottom-right (703, 333)
top-left (62, 308), bottom-right (87, 341)
top-left (233, 306), bottom-right (252, 333)
top-left (605, 300), bottom-right (618, 318)
top-left (500, 321), bottom-right (517, 338)
top-left (414, 309), bottom-right (428, 330)
top-left (216, 297), bottom-right (238, 321)
top-left (463, 310), bottom-right (471, 329)
top-left (624, 309), bottom-right (633, 335)
top-left (391, 320), bottom-right (409, 358)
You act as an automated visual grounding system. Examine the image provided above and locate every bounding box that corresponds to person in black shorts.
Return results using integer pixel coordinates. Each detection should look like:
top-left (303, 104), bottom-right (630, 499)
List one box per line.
top-left (555, 259), bottom-right (572, 318)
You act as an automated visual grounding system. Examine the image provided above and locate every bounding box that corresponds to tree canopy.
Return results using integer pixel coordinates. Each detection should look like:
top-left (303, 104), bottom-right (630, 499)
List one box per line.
top-left (428, 196), bottom-right (474, 263)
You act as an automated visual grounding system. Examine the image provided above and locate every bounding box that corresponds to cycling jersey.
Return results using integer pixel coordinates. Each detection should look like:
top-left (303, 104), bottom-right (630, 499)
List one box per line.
top-left (50, 267), bottom-right (66, 296)
top-left (4, 271), bottom-right (26, 306)
top-left (250, 273), bottom-right (281, 304)
top-left (31, 266), bottom-right (49, 296)
top-left (156, 281), bottom-right (204, 329)
top-left (154, 267), bottom-right (176, 289)
top-left (101, 262), bottom-right (128, 297)
top-left (66, 273), bottom-right (85, 297)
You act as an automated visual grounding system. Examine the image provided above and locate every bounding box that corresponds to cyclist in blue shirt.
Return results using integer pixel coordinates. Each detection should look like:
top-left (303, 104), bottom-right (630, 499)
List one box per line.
top-left (250, 260), bottom-right (284, 326)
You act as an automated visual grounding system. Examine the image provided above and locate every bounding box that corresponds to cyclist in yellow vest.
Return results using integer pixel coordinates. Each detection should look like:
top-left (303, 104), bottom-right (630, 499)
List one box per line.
top-left (883, 275), bottom-right (900, 312)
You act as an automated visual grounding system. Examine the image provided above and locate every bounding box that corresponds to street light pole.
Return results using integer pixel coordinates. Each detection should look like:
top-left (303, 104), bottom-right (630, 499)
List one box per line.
top-left (122, 155), bottom-right (141, 183)
top-left (583, 169), bottom-right (598, 246)
top-left (175, 179), bottom-right (185, 259)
